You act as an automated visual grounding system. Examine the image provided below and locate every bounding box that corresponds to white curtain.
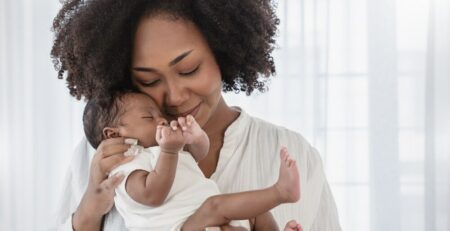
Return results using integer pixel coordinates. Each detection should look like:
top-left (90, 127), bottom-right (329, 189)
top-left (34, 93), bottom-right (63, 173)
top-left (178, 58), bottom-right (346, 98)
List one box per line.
top-left (0, 1), bottom-right (85, 230)
top-left (225, 0), bottom-right (450, 230)
top-left (1, 0), bottom-right (449, 231)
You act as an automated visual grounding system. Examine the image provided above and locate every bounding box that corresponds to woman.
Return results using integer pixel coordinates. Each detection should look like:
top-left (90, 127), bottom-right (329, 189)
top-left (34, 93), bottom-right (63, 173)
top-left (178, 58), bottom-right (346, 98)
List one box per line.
top-left (51, 0), bottom-right (341, 230)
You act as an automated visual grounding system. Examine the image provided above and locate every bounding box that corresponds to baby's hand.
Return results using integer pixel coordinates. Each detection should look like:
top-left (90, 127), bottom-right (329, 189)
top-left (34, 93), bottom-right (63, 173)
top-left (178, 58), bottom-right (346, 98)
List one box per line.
top-left (284, 220), bottom-right (302, 231)
top-left (173, 115), bottom-right (205, 145)
top-left (156, 125), bottom-right (185, 154)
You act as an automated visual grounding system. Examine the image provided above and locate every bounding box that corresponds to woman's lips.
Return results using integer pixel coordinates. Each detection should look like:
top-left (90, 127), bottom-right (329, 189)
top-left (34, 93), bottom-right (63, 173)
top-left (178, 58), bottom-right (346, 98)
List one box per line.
top-left (170, 103), bottom-right (201, 118)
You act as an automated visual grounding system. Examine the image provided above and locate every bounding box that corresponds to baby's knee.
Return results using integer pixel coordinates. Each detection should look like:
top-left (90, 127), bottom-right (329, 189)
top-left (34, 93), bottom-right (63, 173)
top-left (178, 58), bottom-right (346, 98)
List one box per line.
top-left (202, 195), bottom-right (222, 215)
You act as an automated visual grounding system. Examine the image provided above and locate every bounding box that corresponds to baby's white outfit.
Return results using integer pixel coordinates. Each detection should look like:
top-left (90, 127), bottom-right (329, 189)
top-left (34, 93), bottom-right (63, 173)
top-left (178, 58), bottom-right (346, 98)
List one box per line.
top-left (55, 109), bottom-right (342, 231)
top-left (110, 146), bottom-right (249, 231)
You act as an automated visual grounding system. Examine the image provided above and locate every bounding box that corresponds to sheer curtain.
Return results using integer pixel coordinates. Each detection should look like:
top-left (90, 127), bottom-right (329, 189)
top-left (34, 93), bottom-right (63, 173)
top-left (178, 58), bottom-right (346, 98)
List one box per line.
top-left (225, 0), bottom-right (450, 230)
top-left (0, 0), bottom-right (449, 231)
top-left (0, 1), bottom-right (85, 230)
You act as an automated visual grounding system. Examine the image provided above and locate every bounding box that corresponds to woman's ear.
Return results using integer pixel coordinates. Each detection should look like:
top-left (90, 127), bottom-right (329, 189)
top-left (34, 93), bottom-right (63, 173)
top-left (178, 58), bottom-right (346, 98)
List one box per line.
top-left (103, 127), bottom-right (120, 139)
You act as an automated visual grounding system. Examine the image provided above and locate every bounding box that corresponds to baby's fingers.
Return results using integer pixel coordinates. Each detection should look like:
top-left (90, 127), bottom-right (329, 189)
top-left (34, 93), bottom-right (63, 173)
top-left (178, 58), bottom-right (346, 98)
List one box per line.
top-left (161, 126), bottom-right (172, 139)
top-left (170, 120), bottom-right (179, 130)
top-left (178, 117), bottom-right (187, 130)
top-left (186, 115), bottom-right (195, 126)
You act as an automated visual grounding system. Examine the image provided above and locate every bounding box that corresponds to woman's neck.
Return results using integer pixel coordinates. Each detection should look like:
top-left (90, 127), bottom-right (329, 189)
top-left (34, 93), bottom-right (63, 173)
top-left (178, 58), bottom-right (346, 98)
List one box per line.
top-left (202, 96), bottom-right (240, 140)
top-left (198, 96), bottom-right (240, 177)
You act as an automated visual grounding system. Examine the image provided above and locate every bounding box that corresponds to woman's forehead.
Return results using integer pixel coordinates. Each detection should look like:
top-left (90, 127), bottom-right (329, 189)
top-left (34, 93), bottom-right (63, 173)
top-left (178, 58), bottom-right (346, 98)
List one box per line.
top-left (132, 15), bottom-right (208, 66)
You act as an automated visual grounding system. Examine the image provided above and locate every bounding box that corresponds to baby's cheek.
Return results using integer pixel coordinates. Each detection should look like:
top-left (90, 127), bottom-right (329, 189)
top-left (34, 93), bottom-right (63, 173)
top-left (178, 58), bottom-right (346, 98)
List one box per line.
top-left (146, 130), bottom-right (158, 146)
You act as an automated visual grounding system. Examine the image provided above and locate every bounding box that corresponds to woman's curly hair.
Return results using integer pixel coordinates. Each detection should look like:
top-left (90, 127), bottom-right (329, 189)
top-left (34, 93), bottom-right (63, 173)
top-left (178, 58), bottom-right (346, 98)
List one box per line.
top-left (51, 0), bottom-right (279, 104)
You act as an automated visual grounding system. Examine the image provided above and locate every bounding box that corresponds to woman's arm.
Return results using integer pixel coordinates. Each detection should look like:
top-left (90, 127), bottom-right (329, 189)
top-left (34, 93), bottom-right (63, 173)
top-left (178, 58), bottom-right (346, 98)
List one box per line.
top-left (253, 212), bottom-right (280, 231)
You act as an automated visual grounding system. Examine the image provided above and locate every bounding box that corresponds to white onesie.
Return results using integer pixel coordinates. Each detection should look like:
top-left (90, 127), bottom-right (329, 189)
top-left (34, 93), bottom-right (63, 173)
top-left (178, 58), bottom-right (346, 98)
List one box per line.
top-left (110, 146), bottom-right (249, 231)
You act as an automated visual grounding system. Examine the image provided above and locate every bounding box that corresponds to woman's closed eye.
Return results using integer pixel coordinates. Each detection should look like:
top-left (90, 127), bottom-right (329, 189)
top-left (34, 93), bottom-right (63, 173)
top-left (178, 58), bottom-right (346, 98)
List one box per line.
top-left (179, 65), bottom-right (199, 76)
top-left (138, 79), bottom-right (160, 87)
top-left (142, 116), bottom-right (154, 119)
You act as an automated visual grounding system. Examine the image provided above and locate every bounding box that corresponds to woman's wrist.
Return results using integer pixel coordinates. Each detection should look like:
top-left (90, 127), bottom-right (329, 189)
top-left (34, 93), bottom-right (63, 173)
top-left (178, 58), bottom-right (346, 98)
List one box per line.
top-left (72, 193), bottom-right (104, 230)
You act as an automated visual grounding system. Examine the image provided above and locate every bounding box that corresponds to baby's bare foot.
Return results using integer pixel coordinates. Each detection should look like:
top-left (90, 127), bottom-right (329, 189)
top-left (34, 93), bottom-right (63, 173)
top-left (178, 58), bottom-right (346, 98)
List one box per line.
top-left (274, 147), bottom-right (300, 203)
top-left (284, 220), bottom-right (303, 231)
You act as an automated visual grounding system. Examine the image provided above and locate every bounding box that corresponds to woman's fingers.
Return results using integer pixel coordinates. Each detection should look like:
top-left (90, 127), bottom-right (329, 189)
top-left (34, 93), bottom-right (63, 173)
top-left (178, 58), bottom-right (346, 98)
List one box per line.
top-left (98, 137), bottom-right (126, 148)
top-left (99, 154), bottom-right (134, 176)
top-left (102, 172), bottom-right (125, 193)
top-left (98, 143), bottom-right (131, 158)
top-left (95, 137), bottom-right (131, 158)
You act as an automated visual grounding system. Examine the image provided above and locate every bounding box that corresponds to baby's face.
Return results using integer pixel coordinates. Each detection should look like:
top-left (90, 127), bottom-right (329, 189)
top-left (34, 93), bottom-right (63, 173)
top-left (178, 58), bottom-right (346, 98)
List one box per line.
top-left (117, 93), bottom-right (168, 147)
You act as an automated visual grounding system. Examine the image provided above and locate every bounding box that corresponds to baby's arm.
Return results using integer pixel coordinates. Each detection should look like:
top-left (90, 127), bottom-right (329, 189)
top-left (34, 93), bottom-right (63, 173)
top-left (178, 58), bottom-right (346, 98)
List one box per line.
top-left (125, 125), bottom-right (185, 206)
top-left (173, 115), bottom-right (209, 162)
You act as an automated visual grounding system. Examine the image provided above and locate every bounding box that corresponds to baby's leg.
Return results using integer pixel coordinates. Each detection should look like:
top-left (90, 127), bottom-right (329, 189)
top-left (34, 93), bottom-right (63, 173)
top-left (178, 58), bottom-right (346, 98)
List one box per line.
top-left (182, 147), bottom-right (300, 230)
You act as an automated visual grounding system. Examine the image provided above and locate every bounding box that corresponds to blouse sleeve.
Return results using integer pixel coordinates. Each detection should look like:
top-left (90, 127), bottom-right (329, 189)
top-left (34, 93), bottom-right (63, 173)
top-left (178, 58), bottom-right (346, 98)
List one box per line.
top-left (53, 168), bottom-right (76, 231)
top-left (297, 144), bottom-right (342, 231)
top-left (309, 179), bottom-right (342, 231)
top-left (52, 138), bottom-right (91, 230)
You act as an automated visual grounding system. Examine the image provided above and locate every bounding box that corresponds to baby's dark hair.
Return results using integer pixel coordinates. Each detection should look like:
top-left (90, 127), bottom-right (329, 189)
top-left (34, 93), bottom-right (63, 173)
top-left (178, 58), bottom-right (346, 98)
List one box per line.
top-left (83, 92), bottom-right (132, 149)
top-left (51, 0), bottom-right (279, 104)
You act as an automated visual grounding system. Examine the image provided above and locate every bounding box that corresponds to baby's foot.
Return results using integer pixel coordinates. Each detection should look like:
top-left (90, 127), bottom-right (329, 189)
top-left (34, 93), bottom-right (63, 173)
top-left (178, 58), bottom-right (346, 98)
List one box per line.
top-left (284, 220), bottom-right (303, 231)
top-left (274, 147), bottom-right (300, 203)
top-left (178, 115), bottom-right (205, 144)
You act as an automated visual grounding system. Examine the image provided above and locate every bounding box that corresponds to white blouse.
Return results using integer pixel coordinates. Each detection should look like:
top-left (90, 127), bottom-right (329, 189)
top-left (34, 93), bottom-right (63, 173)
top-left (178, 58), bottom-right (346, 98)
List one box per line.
top-left (53, 109), bottom-right (341, 231)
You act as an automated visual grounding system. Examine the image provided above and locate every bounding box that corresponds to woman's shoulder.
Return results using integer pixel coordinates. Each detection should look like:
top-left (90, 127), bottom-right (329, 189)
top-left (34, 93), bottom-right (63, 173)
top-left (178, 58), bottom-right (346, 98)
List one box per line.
top-left (225, 110), bottom-right (326, 191)
top-left (237, 110), bottom-right (310, 146)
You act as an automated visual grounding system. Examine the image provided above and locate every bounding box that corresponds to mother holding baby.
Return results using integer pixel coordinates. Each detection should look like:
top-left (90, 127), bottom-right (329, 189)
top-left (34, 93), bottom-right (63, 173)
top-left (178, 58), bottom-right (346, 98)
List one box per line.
top-left (51, 0), bottom-right (341, 230)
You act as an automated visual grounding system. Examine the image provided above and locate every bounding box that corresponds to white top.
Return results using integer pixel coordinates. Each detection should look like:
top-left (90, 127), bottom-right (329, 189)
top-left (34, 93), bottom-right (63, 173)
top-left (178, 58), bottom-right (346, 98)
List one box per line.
top-left (53, 109), bottom-right (341, 231)
top-left (110, 146), bottom-right (248, 230)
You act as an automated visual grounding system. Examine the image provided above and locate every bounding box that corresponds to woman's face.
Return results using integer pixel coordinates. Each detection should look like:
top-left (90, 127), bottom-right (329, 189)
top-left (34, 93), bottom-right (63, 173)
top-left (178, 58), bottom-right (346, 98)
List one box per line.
top-left (131, 14), bottom-right (223, 128)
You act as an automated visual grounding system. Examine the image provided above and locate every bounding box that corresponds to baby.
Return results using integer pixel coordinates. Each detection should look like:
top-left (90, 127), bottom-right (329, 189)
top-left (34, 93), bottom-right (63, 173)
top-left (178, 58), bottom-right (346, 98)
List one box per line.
top-left (83, 92), bottom-right (302, 231)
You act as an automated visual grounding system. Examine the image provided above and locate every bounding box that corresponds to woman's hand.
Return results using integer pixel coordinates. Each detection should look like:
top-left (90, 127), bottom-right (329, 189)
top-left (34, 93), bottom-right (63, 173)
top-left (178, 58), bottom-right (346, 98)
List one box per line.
top-left (73, 137), bottom-right (133, 230)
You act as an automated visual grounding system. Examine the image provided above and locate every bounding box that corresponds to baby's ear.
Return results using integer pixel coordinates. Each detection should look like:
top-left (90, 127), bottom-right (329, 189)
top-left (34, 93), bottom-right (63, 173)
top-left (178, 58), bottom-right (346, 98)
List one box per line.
top-left (103, 127), bottom-right (119, 139)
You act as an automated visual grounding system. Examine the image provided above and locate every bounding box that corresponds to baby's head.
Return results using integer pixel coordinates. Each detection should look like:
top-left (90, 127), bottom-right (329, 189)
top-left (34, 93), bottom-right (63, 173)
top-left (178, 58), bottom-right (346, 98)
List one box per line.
top-left (83, 92), bottom-right (168, 149)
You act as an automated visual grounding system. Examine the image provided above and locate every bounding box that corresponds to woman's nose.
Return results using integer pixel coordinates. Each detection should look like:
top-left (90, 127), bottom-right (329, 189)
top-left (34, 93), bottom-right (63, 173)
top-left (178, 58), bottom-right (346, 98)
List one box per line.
top-left (165, 78), bottom-right (188, 107)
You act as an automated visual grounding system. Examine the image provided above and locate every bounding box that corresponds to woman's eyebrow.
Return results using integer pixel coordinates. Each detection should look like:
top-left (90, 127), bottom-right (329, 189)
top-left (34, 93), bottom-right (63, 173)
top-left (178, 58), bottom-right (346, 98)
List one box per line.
top-left (132, 67), bottom-right (156, 72)
top-left (169, 50), bottom-right (193, 66)
top-left (132, 50), bottom-right (194, 72)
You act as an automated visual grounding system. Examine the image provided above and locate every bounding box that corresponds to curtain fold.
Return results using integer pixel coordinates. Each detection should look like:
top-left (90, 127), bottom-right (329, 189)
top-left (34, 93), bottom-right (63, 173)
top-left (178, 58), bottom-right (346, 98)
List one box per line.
top-left (426, 1), bottom-right (450, 230)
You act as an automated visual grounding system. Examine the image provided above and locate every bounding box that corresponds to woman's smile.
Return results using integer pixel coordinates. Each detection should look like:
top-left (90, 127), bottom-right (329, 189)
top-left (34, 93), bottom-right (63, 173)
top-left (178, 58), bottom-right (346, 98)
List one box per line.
top-left (167, 101), bottom-right (202, 118)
